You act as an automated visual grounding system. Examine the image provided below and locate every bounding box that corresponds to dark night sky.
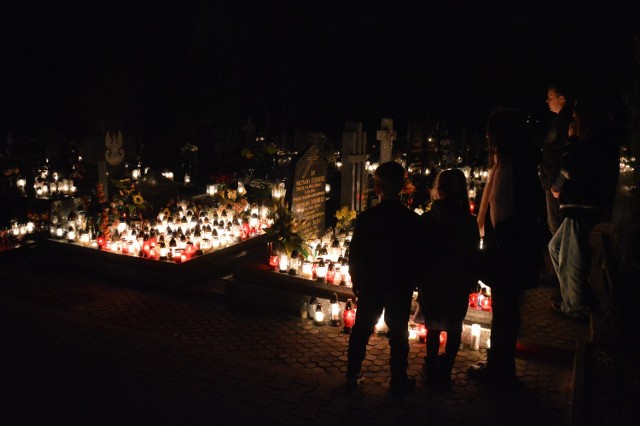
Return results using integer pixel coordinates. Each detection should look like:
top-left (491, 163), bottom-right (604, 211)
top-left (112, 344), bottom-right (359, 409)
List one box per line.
top-left (1, 0), bottom-right (635, 157)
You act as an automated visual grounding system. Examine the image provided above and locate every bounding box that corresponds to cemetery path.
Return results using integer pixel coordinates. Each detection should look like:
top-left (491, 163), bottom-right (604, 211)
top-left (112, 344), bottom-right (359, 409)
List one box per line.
top-left (0, 244), bottom-right (611, 425)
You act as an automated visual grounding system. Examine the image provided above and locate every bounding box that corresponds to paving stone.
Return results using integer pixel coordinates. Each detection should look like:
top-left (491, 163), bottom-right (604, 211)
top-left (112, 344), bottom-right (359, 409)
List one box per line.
top-left (1, 255), bottom-right (582, 425)
top-left (288, 395), bottom-right (329, 419)
top-left (255, 399), bottom-right (297, 423)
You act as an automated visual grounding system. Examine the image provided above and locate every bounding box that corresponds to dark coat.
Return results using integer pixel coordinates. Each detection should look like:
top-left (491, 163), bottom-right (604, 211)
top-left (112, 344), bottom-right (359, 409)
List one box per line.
top-left (419, 200), bottom-right (480, 325)
top-left (348, 198), bottom-right (422, 295)
top-left (539, 106), bottom-right (572, 190)
top-left (488, 147), bottom-right (542, 291)
top-left (556, 136), bottom-right (619, 222)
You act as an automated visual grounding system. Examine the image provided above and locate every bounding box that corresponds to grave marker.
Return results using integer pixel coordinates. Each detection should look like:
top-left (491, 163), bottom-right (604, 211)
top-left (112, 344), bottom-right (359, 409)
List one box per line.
top-left (376, 118), bottom-right (396, 165)
top-left (291, 144), bottom-right (327, 239)
top-left (83, 120), bottom-right (134, 200)
top-left (340, 122), bottom-right (368, 213)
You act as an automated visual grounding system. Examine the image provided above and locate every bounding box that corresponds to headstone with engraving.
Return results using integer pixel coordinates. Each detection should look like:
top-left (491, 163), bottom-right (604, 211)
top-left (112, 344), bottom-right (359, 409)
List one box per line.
top-left (290, 144), bottom-right (327, 240)
top-left (340, 122), bottom-right (368, 213)
top-left (376, 118), bottom-right (396, 165)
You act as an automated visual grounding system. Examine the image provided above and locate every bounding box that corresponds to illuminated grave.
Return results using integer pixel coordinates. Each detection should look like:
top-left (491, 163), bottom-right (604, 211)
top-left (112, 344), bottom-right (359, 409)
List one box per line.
top-left (44, 197), bottom-right (272, 287)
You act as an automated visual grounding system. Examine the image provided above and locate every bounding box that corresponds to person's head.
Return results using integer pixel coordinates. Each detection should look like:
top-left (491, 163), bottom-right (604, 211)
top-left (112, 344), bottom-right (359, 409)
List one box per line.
top-left (546, 82), bottom-right (573, 114)
top-left (374, 161), bottom-right (406, 199)
top-left (571, 98), bottom-right (610, 141)
top-left (486, 109), bottom-right (525, 165)
top-left (432, 168), bottom-right (470, 210)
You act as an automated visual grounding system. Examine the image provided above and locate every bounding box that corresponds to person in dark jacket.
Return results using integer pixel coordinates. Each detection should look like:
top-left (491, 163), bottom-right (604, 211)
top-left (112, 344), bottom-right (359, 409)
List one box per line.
top-left (540, 83), bottom-right (573, 236)
top-left (419, 168), bottom-right (480, 390)
top-left (468, 109), bottom-right (541, 384)
top-left (548, 99), bottom-right (619, 320)
top-left (346, 161), bottom-right (422, 396)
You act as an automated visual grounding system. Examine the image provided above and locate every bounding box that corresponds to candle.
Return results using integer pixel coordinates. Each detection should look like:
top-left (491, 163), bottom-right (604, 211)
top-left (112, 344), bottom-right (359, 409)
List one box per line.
top-left (279, 254), bottom-right (289, 273)
top-left (471, 323), bottom-right (481, 350)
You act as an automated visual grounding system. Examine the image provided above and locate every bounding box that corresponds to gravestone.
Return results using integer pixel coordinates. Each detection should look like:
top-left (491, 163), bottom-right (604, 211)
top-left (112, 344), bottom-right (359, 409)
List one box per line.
top-left (376, 118), bottom-right (396, 165)
top-left (407, 120), bottom-right (426, 172)
top-left (135, 171), bottom-right (180, 214)
top-left (291, 144), bottom-right (327, 239)
top-left (340, 122), bottom-right (368, 213)
top-left (82, 120), bottom-right (135, 200)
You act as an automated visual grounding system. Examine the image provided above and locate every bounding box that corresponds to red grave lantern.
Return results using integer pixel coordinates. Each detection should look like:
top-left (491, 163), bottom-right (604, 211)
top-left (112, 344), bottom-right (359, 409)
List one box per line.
top-left (440, 331), bottom-right (447, 346)
top-left (342, 298), bottom-right (356, 333)
top-left (469, 292), bottom-right (478, 308)
top-left (417, 324), bottom-right (427, 342)
top-left (481, 296), bottom-right (492, 311)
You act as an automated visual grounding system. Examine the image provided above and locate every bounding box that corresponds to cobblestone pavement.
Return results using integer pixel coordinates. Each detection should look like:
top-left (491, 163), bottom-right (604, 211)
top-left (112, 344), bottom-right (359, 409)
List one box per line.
top-left (1, 246), bottom-right (585, 425)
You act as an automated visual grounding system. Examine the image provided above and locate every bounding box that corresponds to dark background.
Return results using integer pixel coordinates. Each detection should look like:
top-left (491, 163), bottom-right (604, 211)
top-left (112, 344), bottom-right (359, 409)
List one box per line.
top-left (0, 0), bottom-right (635, 167)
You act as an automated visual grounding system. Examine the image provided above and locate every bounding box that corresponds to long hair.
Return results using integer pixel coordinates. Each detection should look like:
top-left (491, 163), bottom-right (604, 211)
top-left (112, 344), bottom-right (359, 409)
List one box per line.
top-left (486, 109), bottom-right (527, 167)
top-left (432, 168), bottom-right (470, 212)
top-left (572, 98), bottom-right (613, 142)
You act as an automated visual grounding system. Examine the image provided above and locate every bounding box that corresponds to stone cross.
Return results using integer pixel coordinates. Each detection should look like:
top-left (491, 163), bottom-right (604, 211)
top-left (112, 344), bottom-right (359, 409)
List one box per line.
top-left (340, 122), bottom-right (368, 213)
top-left (376, 118), bottom-right (396, 165)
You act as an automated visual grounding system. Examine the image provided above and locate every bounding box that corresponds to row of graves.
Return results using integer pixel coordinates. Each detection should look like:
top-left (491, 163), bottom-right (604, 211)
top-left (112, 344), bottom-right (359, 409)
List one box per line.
top-left (1, 126), bottom-right (272, 283)
top-left (230, 122), bottom-right (493, 352)
top-left (1, 120), bottom-right (492, 351)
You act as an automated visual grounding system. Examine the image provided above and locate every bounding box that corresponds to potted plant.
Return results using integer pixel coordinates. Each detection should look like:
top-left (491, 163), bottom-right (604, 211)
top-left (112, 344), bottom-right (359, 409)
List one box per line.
top-left (263, 200), bottom-right (308, 263)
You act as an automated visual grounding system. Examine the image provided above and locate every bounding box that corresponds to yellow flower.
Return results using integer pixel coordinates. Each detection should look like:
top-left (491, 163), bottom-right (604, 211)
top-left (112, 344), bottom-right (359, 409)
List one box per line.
top-left (265, 144), bottom-right (277, 155)
top-left (241, 148), bottom-right (254, 159)
top-left (335, 206), bottom-right (356, 221)
top-left (132, 194), bottom-right (144, 205)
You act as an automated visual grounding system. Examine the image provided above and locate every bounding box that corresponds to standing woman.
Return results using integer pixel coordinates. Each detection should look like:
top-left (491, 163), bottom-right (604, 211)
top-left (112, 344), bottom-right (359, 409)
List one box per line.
top-left (469, 109), bottom-right (541, 384)
top-left (420, 168), bottom-right (480, 390)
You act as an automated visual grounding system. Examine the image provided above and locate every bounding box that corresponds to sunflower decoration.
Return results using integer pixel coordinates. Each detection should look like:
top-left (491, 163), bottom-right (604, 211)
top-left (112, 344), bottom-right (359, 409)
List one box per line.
top-left (263, 201), bottom-right (308, 258)
top-left (132, 193), bottom-right (144, 205)
top-left (111, 178), bottom-right (152, 219)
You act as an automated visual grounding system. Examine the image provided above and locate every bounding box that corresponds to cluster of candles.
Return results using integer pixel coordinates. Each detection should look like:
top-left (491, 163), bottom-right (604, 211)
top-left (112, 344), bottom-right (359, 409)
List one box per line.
top-left (31, 178), bottom-right (77, 198)
top-left (22, 168), bottom-right (78, 198)
top-left (265, 221), bottom-right (493, 344)
top-left (306, 294), bottom-right (356, 332)
top-left (2, 221), bottom-right (38, 248)
top-left (468, 280), bottom-right (493, 312)
top-left (306, 294), bottom-right (457, 349)
top-left (6, 220), bottom-right (37, 238)
top-left (53, 201), bottom-right (273, 263)
top-left (269, 231), bottom-right (353, 286)
top-left (312, 297), bottom-right (488, 352)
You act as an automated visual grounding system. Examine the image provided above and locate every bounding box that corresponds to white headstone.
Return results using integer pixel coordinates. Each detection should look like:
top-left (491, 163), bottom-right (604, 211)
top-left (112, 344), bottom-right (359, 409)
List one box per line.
top-left (291, 144), bottom-right (327, 239)
top-left (340, 122), bottom-right (368, 213)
